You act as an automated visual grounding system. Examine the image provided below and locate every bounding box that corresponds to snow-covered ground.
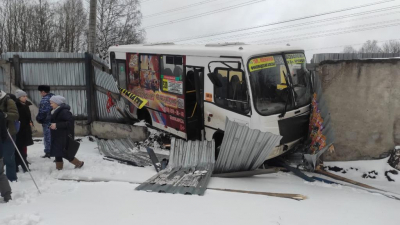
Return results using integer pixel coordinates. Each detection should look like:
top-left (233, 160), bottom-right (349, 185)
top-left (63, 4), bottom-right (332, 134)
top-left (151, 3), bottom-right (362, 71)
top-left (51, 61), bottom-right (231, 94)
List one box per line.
top-left (1, 137), bottom-right (400, 225)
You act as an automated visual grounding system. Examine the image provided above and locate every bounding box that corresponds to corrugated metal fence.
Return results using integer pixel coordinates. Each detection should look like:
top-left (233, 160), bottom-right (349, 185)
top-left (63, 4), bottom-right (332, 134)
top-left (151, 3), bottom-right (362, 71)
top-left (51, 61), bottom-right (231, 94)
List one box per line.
top-left (0, 52), bottom-right (125, 122)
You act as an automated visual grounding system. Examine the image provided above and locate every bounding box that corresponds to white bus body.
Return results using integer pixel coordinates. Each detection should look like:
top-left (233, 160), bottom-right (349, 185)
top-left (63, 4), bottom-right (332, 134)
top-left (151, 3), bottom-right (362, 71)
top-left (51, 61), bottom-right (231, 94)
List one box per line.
top-left (108, 43), bottom-right (311, 159)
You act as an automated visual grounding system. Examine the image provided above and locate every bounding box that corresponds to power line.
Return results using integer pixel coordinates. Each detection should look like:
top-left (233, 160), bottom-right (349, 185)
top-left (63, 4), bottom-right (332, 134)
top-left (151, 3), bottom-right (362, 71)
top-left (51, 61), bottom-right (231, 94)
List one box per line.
top-left (163, 0), bottom-right (395, 42)
top-left (143, 0), bottom-right (266, 29)
top-left (143, 0), bottom-right (219, 19)
top-left (257, 22), bottom-right (400, 45)
top-left (252, 19), bottom-right (400, 44)
top-left (190, 6), bottom-right (400, 44)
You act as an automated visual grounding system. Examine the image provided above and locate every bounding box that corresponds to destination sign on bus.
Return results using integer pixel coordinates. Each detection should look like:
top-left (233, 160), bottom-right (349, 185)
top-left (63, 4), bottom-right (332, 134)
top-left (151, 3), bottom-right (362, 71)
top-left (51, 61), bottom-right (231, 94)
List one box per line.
top-left (286, 54), bottom-right (306, 64)
top-left (249, 56), bottom-right (276, 72)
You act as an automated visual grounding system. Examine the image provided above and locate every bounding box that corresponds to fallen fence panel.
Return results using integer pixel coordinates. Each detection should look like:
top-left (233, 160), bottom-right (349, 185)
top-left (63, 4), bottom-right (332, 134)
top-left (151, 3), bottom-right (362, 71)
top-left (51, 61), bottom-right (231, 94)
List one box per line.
top-left (214, 118), bottom-right (282, 174)
top-left (135, 138), bottom-right (215, 196)
top-left (96, 138), bottom-right (168, 167)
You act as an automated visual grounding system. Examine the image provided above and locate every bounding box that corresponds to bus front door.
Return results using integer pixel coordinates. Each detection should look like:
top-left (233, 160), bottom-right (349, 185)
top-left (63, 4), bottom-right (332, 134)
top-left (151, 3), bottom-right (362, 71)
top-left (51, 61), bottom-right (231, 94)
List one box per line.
top-left (185, 66), bottom-right (204, 141)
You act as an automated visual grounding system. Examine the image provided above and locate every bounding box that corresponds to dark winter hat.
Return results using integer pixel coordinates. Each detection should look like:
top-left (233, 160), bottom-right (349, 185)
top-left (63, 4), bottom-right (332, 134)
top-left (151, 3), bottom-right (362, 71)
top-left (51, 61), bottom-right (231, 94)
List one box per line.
top-left (38, 85), bottom-right (50, 93)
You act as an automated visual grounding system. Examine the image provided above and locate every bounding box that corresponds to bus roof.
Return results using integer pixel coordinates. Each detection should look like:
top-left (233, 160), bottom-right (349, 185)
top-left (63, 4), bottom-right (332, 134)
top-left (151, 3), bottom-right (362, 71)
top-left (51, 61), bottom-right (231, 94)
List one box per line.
top-left (108, 43), bottom-right (304, 59)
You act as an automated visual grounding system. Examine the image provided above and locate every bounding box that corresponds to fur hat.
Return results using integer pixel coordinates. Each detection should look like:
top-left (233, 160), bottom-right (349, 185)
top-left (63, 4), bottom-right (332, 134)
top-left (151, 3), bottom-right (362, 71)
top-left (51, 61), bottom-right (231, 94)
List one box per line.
top-left (15, 90), bottom-right (27, 99)
top-left (38, 85), bottom-right (50, 93)
top-left (49, 95), bottom-right (66, 105)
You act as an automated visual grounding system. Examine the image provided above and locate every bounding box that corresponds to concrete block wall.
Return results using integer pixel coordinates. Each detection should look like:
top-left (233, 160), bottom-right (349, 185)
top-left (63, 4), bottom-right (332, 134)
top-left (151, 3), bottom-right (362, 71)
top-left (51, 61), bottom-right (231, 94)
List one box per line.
top-left (316, 59), bottom-right (400, 161)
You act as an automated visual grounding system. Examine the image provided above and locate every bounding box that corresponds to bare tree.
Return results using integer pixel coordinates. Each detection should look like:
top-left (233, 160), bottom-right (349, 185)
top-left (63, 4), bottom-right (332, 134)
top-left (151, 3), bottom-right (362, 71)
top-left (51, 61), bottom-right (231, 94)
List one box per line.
top-left (0, 4), bottom-right (6, 54)
top-left (32, 0), bottom-right (57, 51)
top-left (382, 40), bottom-right (400, 53)
top-left (54, 0), bottom-right (87, 52)
top-left (0, 0), bottom-right (142, 55)
top-left (0, 0), bottom-right (58, 53)
top-left (342, 46), bottom-right (357, 53)
top-left (359, 40), bottom-right (382, 53)
top-left (95, 0), bottom-right (145, 59)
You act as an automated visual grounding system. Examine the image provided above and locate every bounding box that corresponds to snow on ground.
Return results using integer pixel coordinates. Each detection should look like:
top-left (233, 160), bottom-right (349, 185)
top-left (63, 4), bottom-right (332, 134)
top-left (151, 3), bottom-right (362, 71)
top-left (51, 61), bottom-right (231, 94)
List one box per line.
top-left (1, 138), bottom-right (400, 225)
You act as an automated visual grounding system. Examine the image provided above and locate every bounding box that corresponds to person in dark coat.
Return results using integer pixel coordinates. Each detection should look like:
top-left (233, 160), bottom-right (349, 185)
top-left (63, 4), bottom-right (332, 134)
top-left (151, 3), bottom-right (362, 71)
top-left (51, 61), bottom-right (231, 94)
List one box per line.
top-left (0, 110), bottom-right (12, 202)
top-left (0, 90), bottom-right (19, 182)
top-left (14, 90), bottom-right (34, 173)
top-left (49, 95), bottom-right (84, 170)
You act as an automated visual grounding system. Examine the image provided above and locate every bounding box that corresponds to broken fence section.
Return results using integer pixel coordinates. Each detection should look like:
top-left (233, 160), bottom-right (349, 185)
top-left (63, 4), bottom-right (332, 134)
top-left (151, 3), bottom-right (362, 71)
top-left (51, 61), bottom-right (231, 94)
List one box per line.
top-left (135, 138), bottom-right (215, 196)
top-left (214, 118), bottom-right (282, 174)
top-left (96, 138), bottom-right (168, 167)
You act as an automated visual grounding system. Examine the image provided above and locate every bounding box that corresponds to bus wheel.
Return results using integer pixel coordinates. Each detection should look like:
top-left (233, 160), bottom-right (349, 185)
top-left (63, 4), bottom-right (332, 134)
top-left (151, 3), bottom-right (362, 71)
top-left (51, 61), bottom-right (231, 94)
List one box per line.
top-left (138, 109), bottom-right (152, 126)
top-left (213, 131), bottom-right (224, 161)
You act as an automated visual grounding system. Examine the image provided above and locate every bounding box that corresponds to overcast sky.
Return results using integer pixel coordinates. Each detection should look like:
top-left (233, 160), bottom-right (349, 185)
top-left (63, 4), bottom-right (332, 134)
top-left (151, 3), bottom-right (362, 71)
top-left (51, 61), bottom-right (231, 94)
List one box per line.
top-left (139, 0), bottom-right (400, 60)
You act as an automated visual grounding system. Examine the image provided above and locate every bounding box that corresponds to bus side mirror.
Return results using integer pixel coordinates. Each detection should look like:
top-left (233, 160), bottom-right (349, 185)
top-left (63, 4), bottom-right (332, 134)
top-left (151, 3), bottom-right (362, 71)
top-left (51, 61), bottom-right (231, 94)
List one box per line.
top-left (207, 72), bottom-right (222, 88)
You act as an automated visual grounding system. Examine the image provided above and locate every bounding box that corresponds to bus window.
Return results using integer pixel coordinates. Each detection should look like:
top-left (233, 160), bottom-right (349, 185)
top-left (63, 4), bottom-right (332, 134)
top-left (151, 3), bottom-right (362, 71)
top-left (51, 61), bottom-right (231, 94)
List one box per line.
top-left (140, 54), bottom-right (160, 92)
top-left (118, 62), bottom-right (126, 89)
top-left (126, 53), bottom-right (140, 87)
top-left (110, 52), bottom-right (118, 82)
top-left (111, 60), bottom-right (117, 81)
top-left (214, 68), bottom-right (250, 114)
top-left (161, 55), bottom-right (184, 95)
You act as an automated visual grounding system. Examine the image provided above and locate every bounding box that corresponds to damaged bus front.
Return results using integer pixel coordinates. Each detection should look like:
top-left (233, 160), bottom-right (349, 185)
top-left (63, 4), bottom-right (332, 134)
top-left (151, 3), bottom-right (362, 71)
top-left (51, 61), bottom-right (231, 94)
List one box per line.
top-left (247, 52), bottom-right (311, 159)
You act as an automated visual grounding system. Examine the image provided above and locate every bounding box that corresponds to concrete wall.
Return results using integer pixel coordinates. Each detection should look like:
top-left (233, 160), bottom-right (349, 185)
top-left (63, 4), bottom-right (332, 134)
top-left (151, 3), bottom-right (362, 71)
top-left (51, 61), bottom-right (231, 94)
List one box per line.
top-left (316, 59), bottom-right (400, 161)
top-left (90, 121), bottom-right (148, 141)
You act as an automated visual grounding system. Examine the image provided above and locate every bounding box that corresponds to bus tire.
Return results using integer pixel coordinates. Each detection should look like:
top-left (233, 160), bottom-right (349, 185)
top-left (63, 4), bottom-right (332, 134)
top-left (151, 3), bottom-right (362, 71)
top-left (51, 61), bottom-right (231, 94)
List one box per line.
top-left (137, 108), bottom-right (152, 126)
top-left (212, 131), bottom-right (224, 160)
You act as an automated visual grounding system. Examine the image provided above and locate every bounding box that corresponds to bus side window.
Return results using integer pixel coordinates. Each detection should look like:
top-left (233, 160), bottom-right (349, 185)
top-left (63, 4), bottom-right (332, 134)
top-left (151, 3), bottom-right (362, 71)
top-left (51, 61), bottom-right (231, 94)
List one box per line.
top-left (140, 54), bottom-right (160, 91)
top-left (118, 62), bottom-right (127, 89)
top-left (214, 69), bottom-right (228, 106)
top-left (111, 60), bottom-right (118, 81)
top-left (110, 52), bottom-right (118, 82)
top-left (214, 68), bottom-right (250, 114)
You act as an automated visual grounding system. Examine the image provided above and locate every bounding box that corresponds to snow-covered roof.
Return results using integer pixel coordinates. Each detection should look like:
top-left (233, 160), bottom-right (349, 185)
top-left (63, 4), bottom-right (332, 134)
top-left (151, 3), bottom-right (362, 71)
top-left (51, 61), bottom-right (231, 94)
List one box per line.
top-left (108, 43), bottom-right (304, 59)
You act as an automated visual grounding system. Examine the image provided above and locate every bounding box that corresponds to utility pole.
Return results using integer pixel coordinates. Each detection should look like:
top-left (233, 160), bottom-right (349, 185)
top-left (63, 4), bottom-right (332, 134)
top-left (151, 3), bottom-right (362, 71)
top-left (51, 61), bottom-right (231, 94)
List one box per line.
top-left (88, 0), bottom-right (97, 54)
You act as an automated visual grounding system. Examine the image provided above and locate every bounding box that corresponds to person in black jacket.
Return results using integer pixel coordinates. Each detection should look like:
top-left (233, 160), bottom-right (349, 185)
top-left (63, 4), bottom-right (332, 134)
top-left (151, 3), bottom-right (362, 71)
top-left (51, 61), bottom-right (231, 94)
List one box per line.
top-left (49, 95), bottom-right (84, 170)
top-left (0, 110), bottom-right (12, 202)
top-left (14, 90), bottom-right (34, 173)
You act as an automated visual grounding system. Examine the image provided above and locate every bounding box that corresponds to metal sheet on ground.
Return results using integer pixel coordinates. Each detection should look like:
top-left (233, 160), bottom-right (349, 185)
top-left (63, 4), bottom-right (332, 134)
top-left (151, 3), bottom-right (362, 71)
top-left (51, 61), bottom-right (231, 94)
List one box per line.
top-left (96, 138), bottom-right (168, 167)
top-left (135, 138), bottom-right (215, 196)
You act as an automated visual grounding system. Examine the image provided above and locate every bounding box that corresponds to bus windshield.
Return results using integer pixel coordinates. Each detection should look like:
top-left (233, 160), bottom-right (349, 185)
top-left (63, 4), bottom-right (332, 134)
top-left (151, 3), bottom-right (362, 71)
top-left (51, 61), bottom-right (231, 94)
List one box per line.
top-left (248, 53), bottom-right (311, 116)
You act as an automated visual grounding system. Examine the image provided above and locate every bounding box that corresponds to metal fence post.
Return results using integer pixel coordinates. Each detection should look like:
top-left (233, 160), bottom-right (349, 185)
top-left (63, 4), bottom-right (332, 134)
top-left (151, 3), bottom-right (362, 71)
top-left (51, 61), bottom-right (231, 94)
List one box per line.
top-left (12, 54), bottom-right (22, 89)
top-left (90, 57), bottom-right (98, 121)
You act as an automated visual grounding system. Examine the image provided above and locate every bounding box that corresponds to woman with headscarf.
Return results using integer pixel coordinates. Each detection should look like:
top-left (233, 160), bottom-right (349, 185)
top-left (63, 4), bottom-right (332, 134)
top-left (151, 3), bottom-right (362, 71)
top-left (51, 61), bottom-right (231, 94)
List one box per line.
top-left (48, 95), bottom-right (84, 170)
top-left (14, 90), bottom-right (34, 172)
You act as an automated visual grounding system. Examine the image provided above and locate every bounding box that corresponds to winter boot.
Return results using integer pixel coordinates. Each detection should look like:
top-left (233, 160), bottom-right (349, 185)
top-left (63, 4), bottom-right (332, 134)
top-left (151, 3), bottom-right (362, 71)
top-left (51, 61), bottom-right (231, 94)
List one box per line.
top-left (70, 158), bottom-right (84, 169)
top-left (56, 162), bottom-right (63, 170)
top-left (4, 195), bottom-right (12, 202)
top-left (41, 153), bottom-right (51, 159)
top-left (3, 192), bottom-right (11, 203)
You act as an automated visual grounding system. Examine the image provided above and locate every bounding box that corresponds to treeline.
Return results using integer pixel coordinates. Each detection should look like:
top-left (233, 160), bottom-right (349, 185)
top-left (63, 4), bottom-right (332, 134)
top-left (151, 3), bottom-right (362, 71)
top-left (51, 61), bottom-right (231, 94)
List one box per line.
top-left (343, 40), bottom-right (400, 54)
top-left (0, 0), bottom-right (145, 59)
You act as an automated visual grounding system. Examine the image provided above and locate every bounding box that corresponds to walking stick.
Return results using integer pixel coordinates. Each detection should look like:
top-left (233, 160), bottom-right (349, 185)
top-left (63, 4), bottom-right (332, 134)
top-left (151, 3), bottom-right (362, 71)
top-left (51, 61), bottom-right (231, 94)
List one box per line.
top-left (7, 130), bottom-right (41, 194)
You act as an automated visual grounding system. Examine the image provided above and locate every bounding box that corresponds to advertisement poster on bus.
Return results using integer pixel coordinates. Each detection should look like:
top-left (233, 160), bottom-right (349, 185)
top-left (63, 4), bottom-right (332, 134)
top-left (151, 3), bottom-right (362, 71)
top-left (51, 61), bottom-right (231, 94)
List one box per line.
top-left (126, 53), bottom-right (186, 134)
